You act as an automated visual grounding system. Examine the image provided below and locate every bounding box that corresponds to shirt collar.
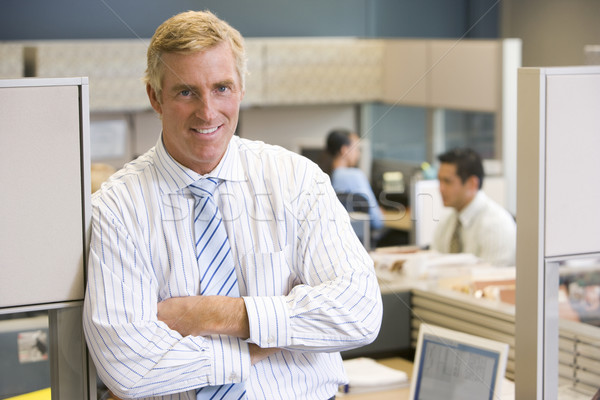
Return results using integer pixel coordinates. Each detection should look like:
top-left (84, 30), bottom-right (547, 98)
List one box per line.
top-left (457, 190), bottom-right (487, 227)
top-left (153, 134), bottom-right (246, 195)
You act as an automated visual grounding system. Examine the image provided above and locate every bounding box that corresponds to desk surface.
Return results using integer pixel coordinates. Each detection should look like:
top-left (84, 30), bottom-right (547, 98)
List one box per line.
top-left (382, 209), bottom-right (412, 232)
top-left (342, 357), bottom-right (413, 400)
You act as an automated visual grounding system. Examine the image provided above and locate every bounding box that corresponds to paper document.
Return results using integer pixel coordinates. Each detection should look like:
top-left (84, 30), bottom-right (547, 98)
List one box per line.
top-left (339, 357), bottom-right (409, 394)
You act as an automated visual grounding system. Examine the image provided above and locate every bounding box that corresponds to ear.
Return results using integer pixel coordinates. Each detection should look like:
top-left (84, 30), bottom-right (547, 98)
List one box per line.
top-left (340, 143), bottom-right (351, 156)
top-left (146, 84), bottom-right (163, 115)
top-left (466, 175), bottom-right (480, 193)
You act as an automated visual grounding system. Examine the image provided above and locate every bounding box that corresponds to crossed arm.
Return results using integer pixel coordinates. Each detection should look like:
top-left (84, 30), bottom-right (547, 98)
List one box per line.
top-left (84, 170), bottom-right (382, 398)
top-left (157, 295), bottom-right (280, 364)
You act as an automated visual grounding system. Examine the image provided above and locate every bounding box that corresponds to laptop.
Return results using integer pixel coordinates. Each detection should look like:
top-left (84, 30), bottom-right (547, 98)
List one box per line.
top-left (409, 324), bottom-right (509, 400)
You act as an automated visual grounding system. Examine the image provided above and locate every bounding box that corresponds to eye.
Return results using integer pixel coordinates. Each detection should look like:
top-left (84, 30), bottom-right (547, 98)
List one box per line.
top-left (216, 85), bottom-right (229, 93)
top-left (180, 89), bottom-right (192, 97)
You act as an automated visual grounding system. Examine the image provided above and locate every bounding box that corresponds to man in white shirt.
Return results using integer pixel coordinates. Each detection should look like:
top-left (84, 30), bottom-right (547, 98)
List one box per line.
top-left (431, 148), bottom-right (516, 266)
top-left (82, 10), bottom-right (382, 400)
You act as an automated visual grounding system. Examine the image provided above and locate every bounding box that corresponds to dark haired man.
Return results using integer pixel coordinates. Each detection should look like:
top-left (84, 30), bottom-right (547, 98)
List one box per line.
top-left (431, 148), bottom-right (516, 266)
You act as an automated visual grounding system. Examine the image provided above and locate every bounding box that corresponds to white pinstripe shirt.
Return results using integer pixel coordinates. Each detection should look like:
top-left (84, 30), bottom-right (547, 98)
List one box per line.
top-left (83, 135), bottom-right (383, 399)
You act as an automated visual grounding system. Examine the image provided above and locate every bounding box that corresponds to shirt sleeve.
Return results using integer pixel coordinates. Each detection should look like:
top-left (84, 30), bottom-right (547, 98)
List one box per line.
top-left (83, 201), bottom-right (251, 399)
top-left (243, 167), bottom-right (383, 352)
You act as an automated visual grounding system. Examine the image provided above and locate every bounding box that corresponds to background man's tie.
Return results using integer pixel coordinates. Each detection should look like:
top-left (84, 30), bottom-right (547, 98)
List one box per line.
top-left (189, 177), bottom-right (246, 399)
top-left (449, 217), bottom-right (463, 253)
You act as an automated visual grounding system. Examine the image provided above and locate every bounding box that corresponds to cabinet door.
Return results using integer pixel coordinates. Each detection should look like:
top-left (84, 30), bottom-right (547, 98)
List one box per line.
top-left (382, 40), bottom-right (428, 107)
top-left (264, 38), bottom-right (384, 104)
top-left (429, 40), bottom-right (500, 111)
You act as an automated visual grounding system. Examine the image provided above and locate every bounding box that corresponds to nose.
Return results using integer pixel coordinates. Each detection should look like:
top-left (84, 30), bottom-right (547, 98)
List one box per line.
top-left (194, 96), bottom-right (217, 121)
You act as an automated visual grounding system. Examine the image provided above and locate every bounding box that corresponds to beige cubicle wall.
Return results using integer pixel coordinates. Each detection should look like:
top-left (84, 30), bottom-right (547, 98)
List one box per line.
top-left (31, 40), bottom-right (149, 112)
top-left (259, 38), bottom-right (385, 105)
top-left (410, 288), bottom-right (516, 379)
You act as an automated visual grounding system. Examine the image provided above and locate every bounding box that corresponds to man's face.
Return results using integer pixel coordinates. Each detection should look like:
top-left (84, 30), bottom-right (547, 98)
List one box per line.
top-left (345, 134), bottom-right (362, 167)
top-left (147, 42), bottom-right (244, 175)
top-left (437, 162), bottom-right (473, 211)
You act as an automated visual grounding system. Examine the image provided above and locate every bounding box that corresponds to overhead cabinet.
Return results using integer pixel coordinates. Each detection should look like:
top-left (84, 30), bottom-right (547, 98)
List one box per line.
top-left (2, 38), bottom-right (519, 111)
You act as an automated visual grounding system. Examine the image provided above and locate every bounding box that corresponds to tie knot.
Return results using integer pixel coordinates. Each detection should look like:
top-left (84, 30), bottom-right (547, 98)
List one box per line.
top-left (189, 177), bottom-right (220, 199)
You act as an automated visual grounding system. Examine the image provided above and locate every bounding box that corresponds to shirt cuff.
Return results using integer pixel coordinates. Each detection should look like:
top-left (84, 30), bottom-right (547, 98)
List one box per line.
top-left (243, 296), bottom-right (290, 348)
top-left (208, 335), bottom-right (251, 385)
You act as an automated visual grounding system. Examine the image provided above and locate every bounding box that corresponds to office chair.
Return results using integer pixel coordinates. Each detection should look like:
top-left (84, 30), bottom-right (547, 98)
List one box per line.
top-left (336, 192), bottom-right (370, 213)
top-left (337, 192), bottom-right (371, 249)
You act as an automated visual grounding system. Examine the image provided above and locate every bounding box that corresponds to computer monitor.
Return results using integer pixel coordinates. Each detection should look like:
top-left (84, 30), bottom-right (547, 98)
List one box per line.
top-left (411, 179), bottom-right (453, 247)
top-left (371, 158), bottom-right (421, 209)
top-left (410, 324), bottom-right (509, 400)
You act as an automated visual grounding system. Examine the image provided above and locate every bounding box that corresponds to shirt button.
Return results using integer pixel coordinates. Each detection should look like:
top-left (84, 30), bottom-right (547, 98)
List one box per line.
top-left (267, 336), bottom-right (275, 344)
top-left (229, 372), bottom-right (238, 381)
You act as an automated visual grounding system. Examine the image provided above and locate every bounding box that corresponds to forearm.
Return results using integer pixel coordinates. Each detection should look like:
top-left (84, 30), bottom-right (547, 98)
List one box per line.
top-left (244, 269), bottom-right (383, 352)
top-left (86, 209), bottom-right (252, 397)
top-left (85, 283), bottom-right (253, 397)
top-left (157, 295), bottom-right (250, 339)
top-left (241, 176), bottom-right (384, 352)
top-left (158, 296), bottom-right (280, 365)
top-left (84, 266), bottom-right (232, 397)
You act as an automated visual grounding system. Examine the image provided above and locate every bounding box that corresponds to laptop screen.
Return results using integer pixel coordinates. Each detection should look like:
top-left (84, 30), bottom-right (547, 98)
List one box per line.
top-left (410, 324), bottom-right (509, 400)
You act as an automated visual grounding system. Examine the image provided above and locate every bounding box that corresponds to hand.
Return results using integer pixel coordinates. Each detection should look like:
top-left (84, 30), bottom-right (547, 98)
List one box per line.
top-left (157, 296), bottom-right (203, 336)
top-left (157, 295), bottom-right (250, 339)
top-left (249, 343), bottom-right (281, 365)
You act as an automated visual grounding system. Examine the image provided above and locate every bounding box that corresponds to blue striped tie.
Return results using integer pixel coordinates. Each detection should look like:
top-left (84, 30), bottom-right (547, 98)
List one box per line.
top-left (189, 178), bottom-right (246, 400)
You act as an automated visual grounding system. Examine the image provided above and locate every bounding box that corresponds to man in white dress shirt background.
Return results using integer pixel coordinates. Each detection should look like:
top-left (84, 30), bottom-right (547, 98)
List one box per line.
top-left (82, 9), bottom-right (382, 400)
top-left (431, 147), bottom-right (516, 267)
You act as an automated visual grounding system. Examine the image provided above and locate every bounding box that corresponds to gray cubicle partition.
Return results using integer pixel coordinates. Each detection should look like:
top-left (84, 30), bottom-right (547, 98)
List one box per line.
top-left (516, 66), bottom-right (600, 400)
top-left (0, 77), bottom-right (91, 399)
top-left (341, 291), bottom-right (412, 359)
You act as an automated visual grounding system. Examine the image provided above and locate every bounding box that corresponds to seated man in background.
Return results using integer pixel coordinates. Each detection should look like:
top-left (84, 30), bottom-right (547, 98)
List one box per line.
top-left (326, 128), bottom-right (384, 231)
top-left (431, 148), bottom-right (516, 266)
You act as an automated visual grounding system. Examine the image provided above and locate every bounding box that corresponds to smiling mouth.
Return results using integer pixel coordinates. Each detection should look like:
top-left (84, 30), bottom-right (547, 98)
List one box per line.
top-left (192, 126), bottom-right (219, 134)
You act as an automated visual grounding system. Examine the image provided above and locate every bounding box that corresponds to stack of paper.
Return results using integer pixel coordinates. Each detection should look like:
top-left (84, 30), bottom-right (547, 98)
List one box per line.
top-left (339, 357), bottom-right (409, 395)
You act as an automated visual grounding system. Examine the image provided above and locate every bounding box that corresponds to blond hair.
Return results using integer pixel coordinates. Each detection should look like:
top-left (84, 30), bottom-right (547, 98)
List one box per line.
top-left (144, 10), bottom-right (247, 100)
